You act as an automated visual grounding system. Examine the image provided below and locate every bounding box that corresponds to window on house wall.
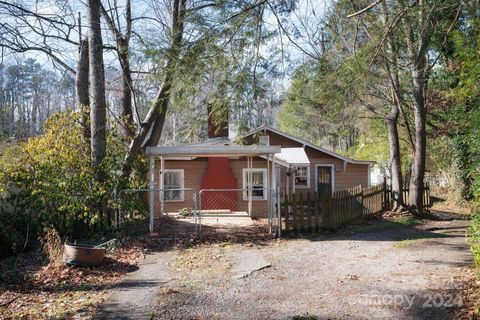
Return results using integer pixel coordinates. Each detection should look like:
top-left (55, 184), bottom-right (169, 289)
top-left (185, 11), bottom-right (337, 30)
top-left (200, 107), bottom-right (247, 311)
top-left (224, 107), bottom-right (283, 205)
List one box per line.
top-left (242, 168), bottom-right (267, 200)
top-left (294, 165), bottom-right (310, 188)
top-left (161, 169), bottom-right (184, 201)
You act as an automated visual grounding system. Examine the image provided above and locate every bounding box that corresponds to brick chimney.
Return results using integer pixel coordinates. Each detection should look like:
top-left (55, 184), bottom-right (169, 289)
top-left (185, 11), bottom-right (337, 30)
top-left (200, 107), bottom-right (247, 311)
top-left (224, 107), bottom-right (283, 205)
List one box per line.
top-left (201, 104), bottom-right (237, 211)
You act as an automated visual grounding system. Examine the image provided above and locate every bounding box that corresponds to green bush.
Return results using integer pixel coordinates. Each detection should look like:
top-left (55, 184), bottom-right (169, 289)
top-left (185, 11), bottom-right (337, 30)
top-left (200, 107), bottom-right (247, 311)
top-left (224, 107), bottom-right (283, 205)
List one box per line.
top-left (0, 183), bottom-right (42, 257)
top-left (0, 110), bottom-right (146, 258)
top-left (468, 215), bottom-right (480, 266)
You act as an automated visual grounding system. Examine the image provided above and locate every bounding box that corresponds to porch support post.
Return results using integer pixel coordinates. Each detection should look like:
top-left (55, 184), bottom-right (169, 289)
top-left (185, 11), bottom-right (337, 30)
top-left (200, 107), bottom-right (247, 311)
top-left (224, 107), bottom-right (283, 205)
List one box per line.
top-left (292, 165), bottom-right (296, 194)
top-left (248, 156), bottom-right (252, 216)
top-left (271, 158), bottom-right (277, 195)
top-left (266, 154), bottom-right (271, 232)
top-left (271, 155), bottom-right (277, 233)
top-left (277, 185), bottom-right (281, 237)
top-left (160, 156), bottom-right (165, 214)
top-left (286, 172), bottom-right (290, 197)
top-left (286, 166), bottom-right (292, 226)
top-left (149, 156), bottom-right (155, 233)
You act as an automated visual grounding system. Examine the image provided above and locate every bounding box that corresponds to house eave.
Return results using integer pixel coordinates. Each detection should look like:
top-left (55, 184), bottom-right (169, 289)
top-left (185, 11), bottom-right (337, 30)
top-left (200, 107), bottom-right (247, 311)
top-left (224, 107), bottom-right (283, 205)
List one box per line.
top-left (240, 125), bottom-right (376, 165)
top-left (146, 145), bottom-right (281, 157)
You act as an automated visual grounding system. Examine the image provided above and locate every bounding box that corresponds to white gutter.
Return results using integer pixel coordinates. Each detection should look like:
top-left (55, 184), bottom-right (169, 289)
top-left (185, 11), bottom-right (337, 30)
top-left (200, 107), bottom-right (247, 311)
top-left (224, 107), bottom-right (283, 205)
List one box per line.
top-left (146, 145), bottom-right (281, 157)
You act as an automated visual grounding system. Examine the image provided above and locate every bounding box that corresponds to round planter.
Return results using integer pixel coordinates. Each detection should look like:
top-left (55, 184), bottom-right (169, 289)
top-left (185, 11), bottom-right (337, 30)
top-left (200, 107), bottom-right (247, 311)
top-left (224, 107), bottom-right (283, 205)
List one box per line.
top-left (63, 243), bottom-right (106, 266)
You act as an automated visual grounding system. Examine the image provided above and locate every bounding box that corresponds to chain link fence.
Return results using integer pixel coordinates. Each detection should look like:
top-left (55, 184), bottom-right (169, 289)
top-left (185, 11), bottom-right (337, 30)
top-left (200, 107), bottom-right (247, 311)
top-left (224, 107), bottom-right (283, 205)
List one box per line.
top-left (114, 188), bottom-right (281, 238)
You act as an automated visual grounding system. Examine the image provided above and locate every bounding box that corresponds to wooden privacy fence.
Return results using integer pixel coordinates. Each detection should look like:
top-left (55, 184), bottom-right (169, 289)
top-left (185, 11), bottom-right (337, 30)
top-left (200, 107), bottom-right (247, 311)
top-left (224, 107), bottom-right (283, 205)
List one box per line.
top-left (280, 183), bottom-right (431, 234)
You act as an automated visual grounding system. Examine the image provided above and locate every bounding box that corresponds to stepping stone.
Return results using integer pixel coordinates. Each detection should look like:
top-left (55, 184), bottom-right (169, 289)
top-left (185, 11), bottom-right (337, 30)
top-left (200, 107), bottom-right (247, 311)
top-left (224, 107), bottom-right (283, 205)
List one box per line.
top-left (94, 251), bottom-right (173, 319)
top-left (228, 249), bottom-right (271, 279)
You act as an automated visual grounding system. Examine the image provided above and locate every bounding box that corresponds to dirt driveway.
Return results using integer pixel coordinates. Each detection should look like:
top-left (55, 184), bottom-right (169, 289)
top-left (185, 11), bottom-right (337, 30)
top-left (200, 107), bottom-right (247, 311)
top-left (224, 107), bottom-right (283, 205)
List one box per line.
top-left (154, 219), bottom-right (472, 320)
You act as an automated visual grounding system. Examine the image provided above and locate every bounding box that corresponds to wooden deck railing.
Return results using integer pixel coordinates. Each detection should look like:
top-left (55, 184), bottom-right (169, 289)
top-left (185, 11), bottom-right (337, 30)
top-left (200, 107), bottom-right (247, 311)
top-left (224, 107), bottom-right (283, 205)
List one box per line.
top-left (280, 182), bottom-right (431, 235)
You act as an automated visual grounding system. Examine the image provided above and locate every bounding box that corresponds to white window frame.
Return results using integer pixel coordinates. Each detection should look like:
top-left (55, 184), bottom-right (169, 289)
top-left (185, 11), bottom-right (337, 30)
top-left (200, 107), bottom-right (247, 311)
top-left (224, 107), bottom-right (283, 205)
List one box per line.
top-left (160, 169), bottom-right (184, 202)
top-left (242, 168), bottom-right (267, 201)
top-left (314, 164), bottom-right (335, 194)
top-left (294, 165), bottom-right (310, 189)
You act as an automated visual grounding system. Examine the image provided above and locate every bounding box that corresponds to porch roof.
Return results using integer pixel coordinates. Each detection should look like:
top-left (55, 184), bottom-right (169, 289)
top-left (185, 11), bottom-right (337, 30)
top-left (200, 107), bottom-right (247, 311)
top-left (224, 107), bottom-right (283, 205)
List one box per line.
top-left (273, 147), bottom-right (310, 167)
top-left (146, 145), bottom-right (281, 157)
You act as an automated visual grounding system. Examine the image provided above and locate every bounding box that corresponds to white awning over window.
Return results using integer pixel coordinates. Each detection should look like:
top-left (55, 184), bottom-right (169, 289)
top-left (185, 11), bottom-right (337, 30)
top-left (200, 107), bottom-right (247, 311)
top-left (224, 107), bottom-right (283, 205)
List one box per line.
top-left (274, 147), bottom-right (310, 167)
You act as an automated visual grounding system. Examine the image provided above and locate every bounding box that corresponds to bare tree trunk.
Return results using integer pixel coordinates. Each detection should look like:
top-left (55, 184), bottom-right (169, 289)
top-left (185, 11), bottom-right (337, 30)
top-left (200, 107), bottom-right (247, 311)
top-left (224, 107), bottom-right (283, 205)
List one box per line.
top-left (397, 0), bottom-right (435, 218)
top-left (121, 0), bottom-right (186, 180)
top-left (409, 67), bottom-right (427, 215)
top-left (88, 0), bottom-right (108, 226)
top-left (118, 43), bottom-right (135, 137)
top-left (76, 38), bottom-right (90, 143)
top-left (387, 108), bottom-right (404, 211)
top-left (32, 99), bottom-right (37, 135)
top-left (386, 55), bottom-right (406, 211)
top-left (88, 0), bottom-right (107, 171)
top-left (100, 0), bottom-right (135, 138)
top-left (121, 57), bottom-right (176, 178)
top-left (381, 0), bottom-right (405, 211)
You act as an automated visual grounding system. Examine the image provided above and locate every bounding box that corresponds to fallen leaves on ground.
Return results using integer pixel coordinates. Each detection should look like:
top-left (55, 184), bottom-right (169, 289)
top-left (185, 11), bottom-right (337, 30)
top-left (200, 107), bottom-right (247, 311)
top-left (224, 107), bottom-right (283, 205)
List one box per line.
top-left (431, 201), bottom-right (474, 216)
top-left (0, 239), bottom-right (146, 320)
top-left (456, 268), bottom-right (480, 319)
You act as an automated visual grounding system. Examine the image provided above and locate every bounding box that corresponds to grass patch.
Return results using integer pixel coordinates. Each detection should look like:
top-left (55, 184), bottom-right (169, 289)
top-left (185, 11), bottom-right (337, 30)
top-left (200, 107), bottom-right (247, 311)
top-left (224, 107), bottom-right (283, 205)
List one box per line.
top-left (394, 238), bottom-right (428, 248)
top-left (173, 244), bottom-right (231, 277)
top-left (394, 233), bottom-right (448, 248)
top-left (157, 243), bottom-right (235, 318)
top-left (352, 217), bottom-right (422, 233)
top-left (157, 282), bottom-right (199, 313)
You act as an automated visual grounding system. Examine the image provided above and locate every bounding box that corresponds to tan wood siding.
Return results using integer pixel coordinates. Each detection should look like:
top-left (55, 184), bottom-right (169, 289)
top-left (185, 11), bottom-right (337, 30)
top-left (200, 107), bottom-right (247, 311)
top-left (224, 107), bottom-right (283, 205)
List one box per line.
top-left (152, 130), bottom-right (370, 217)
top-left (153, 158), bottom-right (207, 215)
top-left (242, 131), bottom-right (370, 193)
top-left (153, 157), bottom-right (270, 218)
top-left (335, 164), bottom-right (369, 190)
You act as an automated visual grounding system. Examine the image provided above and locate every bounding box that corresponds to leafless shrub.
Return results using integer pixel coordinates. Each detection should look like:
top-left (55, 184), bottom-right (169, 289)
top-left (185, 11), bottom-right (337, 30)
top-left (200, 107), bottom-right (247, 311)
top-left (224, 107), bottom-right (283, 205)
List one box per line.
top-left (39, 226), bottom-right (63, 267)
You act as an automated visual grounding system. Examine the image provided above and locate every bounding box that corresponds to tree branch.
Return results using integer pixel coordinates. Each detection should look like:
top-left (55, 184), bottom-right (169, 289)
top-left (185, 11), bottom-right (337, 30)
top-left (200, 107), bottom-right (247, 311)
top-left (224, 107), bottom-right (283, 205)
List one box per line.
top-left (347, 0), bottom-right (383, 18)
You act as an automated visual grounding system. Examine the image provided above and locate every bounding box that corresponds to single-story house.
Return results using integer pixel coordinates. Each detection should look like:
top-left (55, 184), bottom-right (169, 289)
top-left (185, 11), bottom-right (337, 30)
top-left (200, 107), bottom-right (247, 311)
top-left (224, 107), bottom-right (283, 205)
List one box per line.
top-left (145, 120), bottom-right (375, 227)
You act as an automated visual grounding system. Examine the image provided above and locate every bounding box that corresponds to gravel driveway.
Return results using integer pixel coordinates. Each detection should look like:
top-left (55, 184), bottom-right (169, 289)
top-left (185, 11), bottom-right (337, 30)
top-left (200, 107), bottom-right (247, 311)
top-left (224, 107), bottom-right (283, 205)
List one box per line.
top-left (154, 219), bottom-right (472, 320)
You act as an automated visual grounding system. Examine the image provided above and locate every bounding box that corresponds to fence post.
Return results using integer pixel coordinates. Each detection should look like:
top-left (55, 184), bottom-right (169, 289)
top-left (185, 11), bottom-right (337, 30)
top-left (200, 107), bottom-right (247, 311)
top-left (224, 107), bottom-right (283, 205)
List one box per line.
top-left (314, 192), bottom-right (320, 233)
top-left (284, 194), bottom-right (289, 234)
top-left (323, 191), bottom-right (331, 229)
top-left (318, 193), bottom-right (323, 229)
top-left (292, 193), bottom-right (297, 234)
top-left (360, 188), bottom-right (364, 220)
top-left (427, 182), bottom-right (431, 208)
top-left (306, 193), bottom-right (312, 233)
top-left (326, 191), bottom-right (333, 229)
top-left (424, 182), bottom-right (431, 210)
top-left (382, 177), bottom-right (387, 211)
top-left (299, 193), bottom-right (305, 233)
